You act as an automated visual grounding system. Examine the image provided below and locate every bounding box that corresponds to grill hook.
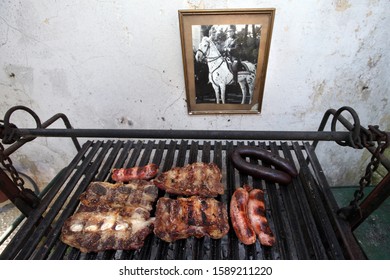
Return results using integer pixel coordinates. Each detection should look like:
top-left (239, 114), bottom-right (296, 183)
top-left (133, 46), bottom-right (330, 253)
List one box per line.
top-left (330, 106), bottom-right (362, 149)
top-left (1, 105), bottom-right (42, 144)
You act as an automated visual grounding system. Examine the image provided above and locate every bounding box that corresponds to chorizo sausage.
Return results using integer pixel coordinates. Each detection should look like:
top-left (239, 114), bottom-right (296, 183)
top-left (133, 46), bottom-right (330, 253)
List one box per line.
top-left (230, 187), bottom-right (256, 245)
top-left (248, 188), bottom-right (275, 246)
top-left (230, 146), bottom-right (298, 185)
top-left (111, 163), bottom-right (159, 182)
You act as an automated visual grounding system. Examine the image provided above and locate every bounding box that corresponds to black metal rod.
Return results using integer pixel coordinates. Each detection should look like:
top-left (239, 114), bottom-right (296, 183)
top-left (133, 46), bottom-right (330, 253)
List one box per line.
top-left (12, 128), bottom-right (353, 141)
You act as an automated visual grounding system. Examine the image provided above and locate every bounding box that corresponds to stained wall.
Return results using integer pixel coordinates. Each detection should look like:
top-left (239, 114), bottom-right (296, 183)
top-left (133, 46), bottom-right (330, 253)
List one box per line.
top-left (0, 0), bottom-right (389, 188)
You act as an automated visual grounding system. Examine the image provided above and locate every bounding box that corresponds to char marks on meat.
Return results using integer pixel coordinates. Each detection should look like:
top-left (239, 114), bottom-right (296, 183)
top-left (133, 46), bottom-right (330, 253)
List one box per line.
top-left (248, 188), bottom-right (275, 246)
top-left (61, 181), bottom-right (158, 252)
top-left (230, 187), bottom-right (257, 245)
top-left (154, 196), bottom-right (229, 242)
top-left (79, 180), bottom-right (158, 211)
top-left (111, 163), bottom-right (159, 182)
top-left (230, 185), bottom-right (275, 247)
top-left (152, 162), bottom-right (224, 197)
top-left (61, 206), bottom-right (154, 253)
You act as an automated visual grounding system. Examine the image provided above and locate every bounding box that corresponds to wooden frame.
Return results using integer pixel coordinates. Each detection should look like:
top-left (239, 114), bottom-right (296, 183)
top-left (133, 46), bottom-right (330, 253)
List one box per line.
top-left (179, 9), bottom-right (275, 114)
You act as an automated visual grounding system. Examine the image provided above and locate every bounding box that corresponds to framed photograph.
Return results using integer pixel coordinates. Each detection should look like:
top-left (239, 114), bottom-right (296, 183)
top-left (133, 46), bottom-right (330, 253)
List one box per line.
top-left (178, 9), bottom-right (275, 114)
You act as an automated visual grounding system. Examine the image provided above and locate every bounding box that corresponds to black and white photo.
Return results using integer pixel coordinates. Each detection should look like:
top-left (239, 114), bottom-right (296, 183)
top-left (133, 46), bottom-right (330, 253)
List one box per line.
top-left (193, 24), bottom-right (261, 105)
top-left (179, 9), bottom-right (275, 114)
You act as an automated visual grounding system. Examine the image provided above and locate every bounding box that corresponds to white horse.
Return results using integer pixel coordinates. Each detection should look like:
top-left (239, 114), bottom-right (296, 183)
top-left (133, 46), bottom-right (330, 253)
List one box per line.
top-left (195, 36), bottom-right (256, 104)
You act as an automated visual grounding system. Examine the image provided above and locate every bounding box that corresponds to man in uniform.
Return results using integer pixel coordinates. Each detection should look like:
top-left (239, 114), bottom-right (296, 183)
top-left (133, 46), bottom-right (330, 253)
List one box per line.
top-left (223, 25), bottom-right (241, 84)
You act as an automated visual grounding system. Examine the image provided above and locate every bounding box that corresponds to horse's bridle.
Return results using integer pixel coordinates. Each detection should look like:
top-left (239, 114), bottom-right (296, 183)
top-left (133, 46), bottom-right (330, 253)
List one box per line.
top-left (197, 40), bottom-right (221, 62)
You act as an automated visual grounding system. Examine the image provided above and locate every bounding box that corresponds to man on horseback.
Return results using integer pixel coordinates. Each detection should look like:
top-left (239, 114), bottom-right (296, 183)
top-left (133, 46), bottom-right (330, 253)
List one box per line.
top-left (223, 25), bottom-right (242, 84)
top-left (195, 25), bottom-right (256, 105)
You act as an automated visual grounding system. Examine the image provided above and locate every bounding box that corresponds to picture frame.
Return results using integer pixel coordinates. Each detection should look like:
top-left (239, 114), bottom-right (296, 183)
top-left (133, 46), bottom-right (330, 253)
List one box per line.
top-left (178, 8), bottom-right (275, 115)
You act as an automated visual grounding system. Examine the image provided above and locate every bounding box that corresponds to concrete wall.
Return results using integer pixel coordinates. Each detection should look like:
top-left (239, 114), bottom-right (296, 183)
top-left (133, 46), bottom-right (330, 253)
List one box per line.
top-left (1, 0), bottom-right (389, 188)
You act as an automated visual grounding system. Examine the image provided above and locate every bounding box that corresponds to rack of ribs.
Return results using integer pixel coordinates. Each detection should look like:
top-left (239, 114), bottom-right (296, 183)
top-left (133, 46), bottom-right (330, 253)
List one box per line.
top-left (79, 180), bottom-right (158, 211)
top-left (61, 181), bottom-right (158, 252)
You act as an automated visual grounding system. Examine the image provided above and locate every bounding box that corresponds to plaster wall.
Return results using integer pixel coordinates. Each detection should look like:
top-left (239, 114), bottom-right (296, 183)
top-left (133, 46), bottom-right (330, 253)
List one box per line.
top-left (0, 0), bottom-right (389, 188)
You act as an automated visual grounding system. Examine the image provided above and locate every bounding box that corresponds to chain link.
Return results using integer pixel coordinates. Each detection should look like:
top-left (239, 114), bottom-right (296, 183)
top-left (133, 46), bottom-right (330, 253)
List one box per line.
top-left (0, 141), bottom-right (26, 190)
top-left (340, 126), bottom-right (390, 219)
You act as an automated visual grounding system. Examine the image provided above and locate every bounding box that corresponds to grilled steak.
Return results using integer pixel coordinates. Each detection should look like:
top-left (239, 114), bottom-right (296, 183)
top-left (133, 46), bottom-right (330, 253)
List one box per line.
top-left (61, 206), bottom-right (154, 252)
top-left (79, 181), bottom-right (158, 211)
top-left (111, 163), bottom-right (159, 182)
top-left (154, 196), bottom-right (229, 242)
top-left (152, 162), bottom-right (224, 197)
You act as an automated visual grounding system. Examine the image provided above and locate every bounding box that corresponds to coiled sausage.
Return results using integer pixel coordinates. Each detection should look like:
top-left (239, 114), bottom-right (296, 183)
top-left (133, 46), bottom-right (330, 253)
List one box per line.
top-left (230, 146), bottom-right (298, 185)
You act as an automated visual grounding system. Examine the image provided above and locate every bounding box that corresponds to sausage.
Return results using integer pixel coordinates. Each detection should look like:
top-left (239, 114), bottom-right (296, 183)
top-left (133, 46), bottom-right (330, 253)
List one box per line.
top-left (248, 188), bottom-right (275, 246)
top-left (230, 146), bottom-right (298, 185)
top-left (230, 187), bottom-right (256, 245)
top-left (111, 163), bottom-right (159, 182)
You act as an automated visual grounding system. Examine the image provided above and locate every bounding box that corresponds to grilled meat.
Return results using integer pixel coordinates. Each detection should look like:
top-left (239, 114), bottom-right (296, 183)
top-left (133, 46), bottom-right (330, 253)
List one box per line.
top-left (230, 187), bottom-right (256, 245)
top-left (152, 162), bottom-right (224, 197)
top-left (248, 188), bottom-right (275, 246)
top-left (154, 196), bottom-right (229, 242)
top-left (61, 180), bottom-right (158, 252)
top-left (79, 181), bottom-right (158, 211)
top-left (230, 146), bottom-right (298, 185)
top-left (230, 185), bottom-right (275, 246)
top-left (111, 163), bottom-right (159, 182)
top-left (61, 206), bottom-right (154, 253)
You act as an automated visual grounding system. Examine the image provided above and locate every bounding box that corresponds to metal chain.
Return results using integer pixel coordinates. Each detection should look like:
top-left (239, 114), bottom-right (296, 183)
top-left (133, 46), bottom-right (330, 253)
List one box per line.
top-left (0, 141), bottom-right (26, 190)
top-left (337, 125), bottom-right (389, 219)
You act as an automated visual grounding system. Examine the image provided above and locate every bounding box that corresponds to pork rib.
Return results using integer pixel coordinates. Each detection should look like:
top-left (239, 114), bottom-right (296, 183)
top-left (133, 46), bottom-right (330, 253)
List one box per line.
top-left (61, 206), bottom-right (154, 253)
top-left (79, 180), bottom-right (158, 211)
top-left (152, 162), bottom-right (224, 197)
top-left (61, 180), bottom-right (158, 252)
top-left (154, 196), bottom-right (229, 242)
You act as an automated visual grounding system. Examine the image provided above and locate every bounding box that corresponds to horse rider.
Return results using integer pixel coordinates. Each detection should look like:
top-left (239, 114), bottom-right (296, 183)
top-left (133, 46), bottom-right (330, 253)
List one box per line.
top-left (223, 25), bottom-right (241, 84)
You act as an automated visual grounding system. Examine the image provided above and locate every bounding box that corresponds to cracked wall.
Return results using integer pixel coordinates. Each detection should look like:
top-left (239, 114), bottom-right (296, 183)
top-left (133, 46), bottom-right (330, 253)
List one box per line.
top-left (0, 0), bottom-right (389, 188)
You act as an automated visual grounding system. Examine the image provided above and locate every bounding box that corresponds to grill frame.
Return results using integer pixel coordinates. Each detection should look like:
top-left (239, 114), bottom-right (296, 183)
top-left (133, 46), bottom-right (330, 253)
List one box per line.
top-left (1, 105), bottom-right (389, 260)
top-left (1, 139), bottom-right (366, 260)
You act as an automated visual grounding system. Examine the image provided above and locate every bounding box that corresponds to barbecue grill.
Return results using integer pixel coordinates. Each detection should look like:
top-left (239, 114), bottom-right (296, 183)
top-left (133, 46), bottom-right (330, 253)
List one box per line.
top-left (1, 105), bottom-right (389, 260)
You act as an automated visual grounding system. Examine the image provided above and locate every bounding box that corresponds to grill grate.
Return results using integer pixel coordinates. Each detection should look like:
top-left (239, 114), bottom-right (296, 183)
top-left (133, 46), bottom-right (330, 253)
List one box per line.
top-left (0, 139), bottom-right (365, 260)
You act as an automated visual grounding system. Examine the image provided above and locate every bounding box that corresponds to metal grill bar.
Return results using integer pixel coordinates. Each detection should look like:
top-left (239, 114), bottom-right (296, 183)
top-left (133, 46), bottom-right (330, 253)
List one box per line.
top-left (0, 139), bottom-right (366, 260)
top-left (279, 142), bottom-right (311, 259)
top-left (293, 142), bottom-right (343, 259)
top-left (11, 128), bottom-right (355, 142)
top-left (302, 142), bottom-right (366, 259)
